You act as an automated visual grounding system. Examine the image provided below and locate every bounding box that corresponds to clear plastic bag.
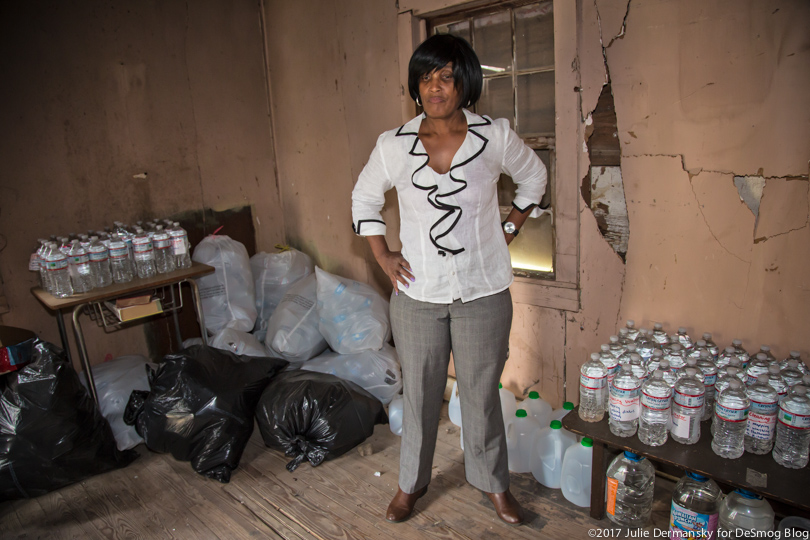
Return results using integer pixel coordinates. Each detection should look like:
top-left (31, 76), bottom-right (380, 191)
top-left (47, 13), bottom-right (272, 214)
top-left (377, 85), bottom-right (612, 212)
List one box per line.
top-left (210, 328), bottom-right (267, 358)
top-left (264, 274), bottom-right (328, 369)
top-left (80, 354), bottom-right (154, 451)
top-left (250, 248), bottom-right (313, 343)
top-left (192, 235), bottom-right (257, 334)
top-left (315, 267), bottom-right (391, 354)
top-left (301, 343), bottom-right (402, 404)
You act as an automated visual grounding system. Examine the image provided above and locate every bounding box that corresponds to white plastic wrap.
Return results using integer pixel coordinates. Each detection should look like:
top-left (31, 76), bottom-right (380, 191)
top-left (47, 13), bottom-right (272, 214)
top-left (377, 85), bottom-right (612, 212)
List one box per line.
top-left (250, 248), bottom-right (313, 343)
top-left (210, 328), bottom-right (267, 358)
top-left (315, 267), bottom-right (391, 354)
top-left (80, 355), bottom-right (154, 451)
top-left (192, 235), bottom-right (257, 334)
top-left (301, 344), bottom-right (402, 405)
top-left (264, 274), bottom-right (328, 369)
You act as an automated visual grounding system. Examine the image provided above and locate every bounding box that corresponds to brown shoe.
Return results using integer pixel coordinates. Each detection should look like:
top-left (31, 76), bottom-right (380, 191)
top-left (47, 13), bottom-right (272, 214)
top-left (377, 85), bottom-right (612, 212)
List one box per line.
top-left (485, 490), bottom-right (524, 526)
top-left (385, 485), bottom-right (428, 523)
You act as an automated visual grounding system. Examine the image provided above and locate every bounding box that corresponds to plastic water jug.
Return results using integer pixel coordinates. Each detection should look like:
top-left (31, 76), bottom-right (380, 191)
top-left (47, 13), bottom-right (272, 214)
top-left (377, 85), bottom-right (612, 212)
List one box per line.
top-left (499, 383), bottom-right (517, 429)
top-left (550, 401), bottom-right (575, 422)
top-left (448, 380), bottom-right (462, 427)
top-left (389, 395), bottom-right (403, 436)
top-left (524, 391), bottom-right (552, 429)
top-left (531, 419), bottom-right (577, 489)
top-left (506, 409), bottom-right (540, 473)
top-left (561, 437), bottom-right (594, 507)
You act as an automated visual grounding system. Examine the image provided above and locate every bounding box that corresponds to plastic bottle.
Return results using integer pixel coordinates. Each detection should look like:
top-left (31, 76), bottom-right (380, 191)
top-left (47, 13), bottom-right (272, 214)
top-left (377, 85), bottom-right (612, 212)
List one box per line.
top-left (550, 401), bottom-right (575, 422)
top-left (152, 225), bottom-right (176, 274)
top-left (674, 357), bottom-right (699, 384)
top-left (639, 369), bottom-right (672, 447)
top-left (531, 419), bottom-right (577, 489)
top-left (599, 345), bottom-right (620, 400)
top-left (388, 395), bottom-right (403, 436)
top-left (578, 353), bottom-right (608, 422)
top-left (745, 374), bottom-right (778, 454)
top-left (608, 334), bottom-right (626, 359)
top-left (605, 451), bottom-right (655, 528)
top-left (524, 391), bottom-right (552, 429)
top-left (44, 242), bottom-right (73, 298)
top-left (499, 383), bottom-right (517, 429)
top-left (670, 367), bottom-right (705, 445)
top-left (646, 348), bottom-right (664, 373)
top-left (688, 339), bottom-right (710, 361)
top-left (67, 239), bottom-right (93, 294)
top-left (716, 347), bottom-right (737, 370)
top-left (697, 351), bottom-right (718, 421)
top-left (666, 343), bottom-right (686, 369)
top-left (669, 472), bottom-right (722, 539)
top-left (659, 359), bottom-right (678, 388)
top-left (711, 379), bottom-right (749, 459)
top-left (87, 236), bottom-right (112, 289)
top-left (712, 367), bottom-right (743, 437)
top-left (718, 489), bottom-right (775, 534)
top-left (618, 327), bottom-right (632, 345)
top-left (561, 437), bottom-right (593, 508)
top-left (732, 339), bottom-right (750, 369)
top-left (609, 363), bottom-right (641, 438)
top-left (108, 234), bottom-right (134, 284)
top-left (623, 320), bottom-right (640, 342)
top-left (702, 332), bottom-right (719, 359)
top-left (627, 352), bottom-right (648, 383)
top-left (781, 360), bottom-right (804, 388)
top-left (765, 364), bottom-right (788, 401)
top-left (132, 228), bottom-right (156, 279)
top-left (652, 322), bottom-right (669, 345)
top-left (675, 327), bottom-right (693, 349)
top-left (745, 353), bottom-right (771, 386)
top-left (506, 409), bottom-right (540, 473)
top-left (779, 351), bottom-right (806, 374)
top-left (448, 380), bottom-right (462, 427)
top-left (617, 342), bottom-right (638, 365)
top-left (635, 329), bottom-right (656, 362)
top-left (772, 385), bottom-right (810, 468)
top-left (170, 222), bottom-right (192, 269)
top-left (758, 345), bottom-right (777, 365)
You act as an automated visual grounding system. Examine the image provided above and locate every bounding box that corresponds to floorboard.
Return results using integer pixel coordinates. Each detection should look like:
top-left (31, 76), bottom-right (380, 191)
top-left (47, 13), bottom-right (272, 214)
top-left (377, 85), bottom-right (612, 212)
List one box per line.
top-left (0, 404), bottom-right (676, 539)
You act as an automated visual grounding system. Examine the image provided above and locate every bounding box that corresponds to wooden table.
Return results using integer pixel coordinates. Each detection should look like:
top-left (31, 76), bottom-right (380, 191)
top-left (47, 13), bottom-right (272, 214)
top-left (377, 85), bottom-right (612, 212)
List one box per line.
top-left (561, 405), bottom-right (810, 520)
top-left (32, 262), bottom-right (215, 404)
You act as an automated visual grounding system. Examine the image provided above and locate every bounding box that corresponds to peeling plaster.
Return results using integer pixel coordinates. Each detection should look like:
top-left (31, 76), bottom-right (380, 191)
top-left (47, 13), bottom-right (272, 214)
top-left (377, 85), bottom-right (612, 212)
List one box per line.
top-left (734, 175), bottom-right (766, 218)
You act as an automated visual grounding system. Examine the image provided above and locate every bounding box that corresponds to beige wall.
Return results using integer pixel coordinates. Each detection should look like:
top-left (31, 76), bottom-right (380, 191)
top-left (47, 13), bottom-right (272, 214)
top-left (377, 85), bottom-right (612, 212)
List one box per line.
top-left (0, 1), bottom-right (283, 366)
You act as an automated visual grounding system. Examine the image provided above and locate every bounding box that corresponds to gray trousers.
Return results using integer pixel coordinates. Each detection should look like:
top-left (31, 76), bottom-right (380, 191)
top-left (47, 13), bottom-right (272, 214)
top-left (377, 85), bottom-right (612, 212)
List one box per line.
top-left (390, 289), bottom-right (513, 494)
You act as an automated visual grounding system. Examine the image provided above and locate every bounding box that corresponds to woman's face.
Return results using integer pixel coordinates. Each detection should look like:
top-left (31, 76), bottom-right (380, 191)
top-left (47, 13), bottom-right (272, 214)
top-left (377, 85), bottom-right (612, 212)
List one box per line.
top-left (418, 63), bottom-right (463, 119)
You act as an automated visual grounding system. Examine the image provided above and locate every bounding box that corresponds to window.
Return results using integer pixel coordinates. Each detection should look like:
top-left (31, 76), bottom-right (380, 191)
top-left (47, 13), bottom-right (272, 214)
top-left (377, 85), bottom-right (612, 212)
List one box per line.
top-left (429, 1), bottom-right (555, 278)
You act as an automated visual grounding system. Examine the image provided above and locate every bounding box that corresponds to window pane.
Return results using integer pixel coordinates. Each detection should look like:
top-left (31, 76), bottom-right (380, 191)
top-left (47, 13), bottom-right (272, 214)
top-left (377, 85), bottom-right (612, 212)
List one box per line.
top-left (473, 11), bottom-right (512, 74)
top-left (478, 76), bottom-right (513, 128)
top-left (501, 208), bottom-right (554, 274)
top-left (517, 71), bottom-right (554, 136)
top-left (434, 20), bottom-right (470, 44)
top-left (515, 2), bottom-right (554, 71)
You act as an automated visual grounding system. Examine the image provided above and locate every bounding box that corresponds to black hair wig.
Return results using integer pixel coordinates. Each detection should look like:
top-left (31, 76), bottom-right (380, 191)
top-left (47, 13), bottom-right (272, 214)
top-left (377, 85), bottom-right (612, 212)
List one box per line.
top-left (408, 34), bottom-right (483, 109)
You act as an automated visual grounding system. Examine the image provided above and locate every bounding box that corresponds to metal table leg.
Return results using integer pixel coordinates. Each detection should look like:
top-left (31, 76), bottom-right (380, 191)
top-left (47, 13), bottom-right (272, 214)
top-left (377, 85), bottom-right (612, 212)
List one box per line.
top-left (71, 304), bottom-right (98, 405)
top-left (186, 279), bottom-right (208, 345)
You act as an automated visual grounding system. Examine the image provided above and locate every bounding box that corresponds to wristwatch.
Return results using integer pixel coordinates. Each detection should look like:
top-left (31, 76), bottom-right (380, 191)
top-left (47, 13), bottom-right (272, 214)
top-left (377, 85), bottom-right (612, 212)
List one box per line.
top-left (502, 221), bottom-right (519, 236)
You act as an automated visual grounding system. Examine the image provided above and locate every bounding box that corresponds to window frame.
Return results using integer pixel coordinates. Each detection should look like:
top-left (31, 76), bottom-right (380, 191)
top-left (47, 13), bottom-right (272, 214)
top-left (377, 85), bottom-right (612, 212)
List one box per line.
top-left (397, 0), bottom-right (580, 311)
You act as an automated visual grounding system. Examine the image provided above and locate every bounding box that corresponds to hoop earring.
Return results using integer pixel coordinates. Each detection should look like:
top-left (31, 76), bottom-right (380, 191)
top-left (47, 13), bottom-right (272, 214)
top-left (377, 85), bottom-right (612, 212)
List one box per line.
top-left (416, 95), bottom-right (422, 107)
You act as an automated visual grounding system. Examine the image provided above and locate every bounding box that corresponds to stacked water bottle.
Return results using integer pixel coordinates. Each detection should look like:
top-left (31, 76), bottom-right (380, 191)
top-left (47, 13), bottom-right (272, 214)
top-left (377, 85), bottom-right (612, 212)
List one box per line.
top-left (30, 219), bottom-right (193, 298)
top-left (579, 320), bottom-right (810, 470)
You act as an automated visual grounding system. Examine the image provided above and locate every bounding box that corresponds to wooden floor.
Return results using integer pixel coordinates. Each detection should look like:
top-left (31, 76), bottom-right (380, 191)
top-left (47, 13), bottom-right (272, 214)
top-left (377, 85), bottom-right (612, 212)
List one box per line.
top-left (0, 405), bottom-right (676, 539)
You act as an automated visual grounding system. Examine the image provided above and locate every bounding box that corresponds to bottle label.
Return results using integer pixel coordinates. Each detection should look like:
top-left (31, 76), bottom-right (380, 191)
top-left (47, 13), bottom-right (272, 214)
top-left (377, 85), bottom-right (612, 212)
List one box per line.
top-left (154, 237), bottom-right (172, 249)
top-left (669, 500), bottom-right (718, 539)
top-left (46, 258), bottom-right (68, 271)
top-left (670, 411), bottom-right (699, 440)
top-left (580, 373), bottom-right (607, 390)
top-left (29, 253), bottom-right (40, 271)
top-left (674, 389), bottom-right (704, 409)
top-left (714, 402), bottom-right (748, 422)
top-left (777, 406), bottom-right (810, 429)
top-left (745, 412), bottom-right (776, 440)
top-left (641, 390), bottom-right (671, 411)
top-left (171, 232), bottom-right (188, 255)
top-left (609, 384), bottom-right (639, 421)
top-left (606, 477), bottom-right (618, 516)
top-left (110, 245), bottom-right (128, 259)
top-left (702, 373), bottom-right (717, 387)
top-left (88, 249), bottom-right (108, 262)
top-left (71, 254), bottom-right (90, 266)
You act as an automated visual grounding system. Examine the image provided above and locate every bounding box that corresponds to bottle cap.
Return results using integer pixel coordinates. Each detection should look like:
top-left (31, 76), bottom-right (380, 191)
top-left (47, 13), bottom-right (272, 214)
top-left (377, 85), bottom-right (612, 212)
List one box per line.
top-left (653, 349), bottom-right (663, 357)
top-left (626, 320), bottom-right (635, 328)
top-left (725, 347), bottom-right (736, 354)
top-left (563, 402), bottom-right (574, 411)
top-left (699, 351), bottom-right (710, 359)
top-left (515, 409), bottom-right (527, 418)
top-left (703, 332), bottom-right (712, 340)
top-left (726, 367), bottom-right (739, 376)
top-left (728, 379), bottom-right (742, 390)
top-left (654, 323), bottom-right (663, 330)
top-left (732, 339), bottom-right (743, 346)
top-left (735, 488), bottom-right (762, 500)
top-left (591, 353), bottom-right (601, 361)
top-left (696, 340), bottom-right (707, 347)
top-left (790, 351), bottom-right (801, 358)
top-left (550, 420), bottom-right (562, 429)
top-left (768, 364), bottom-right (780, 374)
top-left (757, 353), bottom-right (768, 361)
top-left (601, 344), bottom-right (610, 351)
top-left (581, 438), bottom-right (593, 447)
top-left (653, 369), bottom-right (664, 378)
top-left (788, 359), bottom-right (799, 368)
top-left (756, 374), bottom-right (769, 384)
top-left (686, 471), bottom-right (708, 482)
top-left (498, 382), bottom-right (503, 389)
top-left (610, 335), bottom-right (619, 343)
top-left (623, 451), bottom-right (641, 461)
top-left (794, 385), bottom-right (807, 396)
top-left (684, 367), bottom-right (698, 377)
top-left (529, 391), bottom-right (540, 399)
top-left (678, 327), bottom-right (688, 334)
top-left (671, 343), bottom-right (681, 351)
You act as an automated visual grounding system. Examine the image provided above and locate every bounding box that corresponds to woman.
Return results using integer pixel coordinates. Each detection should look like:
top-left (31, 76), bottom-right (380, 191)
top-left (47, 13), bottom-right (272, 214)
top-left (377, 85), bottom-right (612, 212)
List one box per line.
top-left (351, 34), bottom-right (547, 526)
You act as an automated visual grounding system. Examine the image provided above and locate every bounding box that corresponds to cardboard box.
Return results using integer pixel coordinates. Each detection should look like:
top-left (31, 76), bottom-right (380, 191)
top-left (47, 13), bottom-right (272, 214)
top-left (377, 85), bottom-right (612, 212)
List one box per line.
top-left (105, 297), bottom-right (163, 322)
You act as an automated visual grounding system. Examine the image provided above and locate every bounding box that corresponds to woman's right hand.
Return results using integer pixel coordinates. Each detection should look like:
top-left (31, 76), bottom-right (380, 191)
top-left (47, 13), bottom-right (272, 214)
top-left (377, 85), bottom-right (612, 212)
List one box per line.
top-left (366, 235), bottom-right (414, 294)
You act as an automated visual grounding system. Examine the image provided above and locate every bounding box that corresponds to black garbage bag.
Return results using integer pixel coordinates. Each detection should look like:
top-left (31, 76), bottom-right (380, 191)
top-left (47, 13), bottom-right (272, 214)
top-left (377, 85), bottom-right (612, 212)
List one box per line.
top-left (255, 371), bottom-right (388, 472)
top-left (0, 339), bottom-right (137, 501)
top-left (124, 345), bottom-right (287, 483)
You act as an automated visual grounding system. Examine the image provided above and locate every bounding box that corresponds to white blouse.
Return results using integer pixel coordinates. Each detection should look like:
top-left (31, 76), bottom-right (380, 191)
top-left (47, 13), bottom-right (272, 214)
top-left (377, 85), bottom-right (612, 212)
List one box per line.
top-left (351, 109), bottom-right (547, 304)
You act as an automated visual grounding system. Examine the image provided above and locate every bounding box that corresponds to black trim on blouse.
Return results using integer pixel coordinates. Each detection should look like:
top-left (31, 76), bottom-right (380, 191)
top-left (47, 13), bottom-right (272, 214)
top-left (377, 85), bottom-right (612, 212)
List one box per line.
top-left (395, 114), bottom-right (492, 256)
top-left (352, 219), bottom-right (386, 235)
